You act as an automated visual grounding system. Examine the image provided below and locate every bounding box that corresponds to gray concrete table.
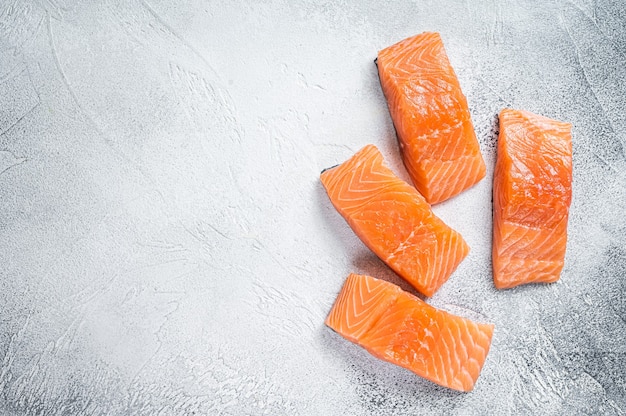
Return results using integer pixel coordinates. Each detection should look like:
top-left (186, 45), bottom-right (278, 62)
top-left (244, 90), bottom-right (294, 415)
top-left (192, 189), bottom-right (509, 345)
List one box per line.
top-left (1, 1), bottom-right (625, 414)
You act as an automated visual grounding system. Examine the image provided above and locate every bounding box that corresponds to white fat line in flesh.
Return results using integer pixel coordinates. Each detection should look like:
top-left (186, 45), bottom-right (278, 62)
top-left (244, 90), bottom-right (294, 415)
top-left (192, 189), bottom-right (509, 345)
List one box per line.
top-left (345, 280), bottom-right (389, 334)
top-left (386, 230), bottom-right (416, 262)
top-left (496, 223), bottom-right (565, 259)
top-left (453, 320), bottom-right (470, 368)
top-left (443, 323), bottom-right (459, 383)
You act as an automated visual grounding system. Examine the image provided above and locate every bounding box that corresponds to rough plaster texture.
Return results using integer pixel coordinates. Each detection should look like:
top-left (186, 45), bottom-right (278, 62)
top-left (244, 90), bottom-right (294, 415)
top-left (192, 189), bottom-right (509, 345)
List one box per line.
top-left (0, 0), bottom-right (625, 414)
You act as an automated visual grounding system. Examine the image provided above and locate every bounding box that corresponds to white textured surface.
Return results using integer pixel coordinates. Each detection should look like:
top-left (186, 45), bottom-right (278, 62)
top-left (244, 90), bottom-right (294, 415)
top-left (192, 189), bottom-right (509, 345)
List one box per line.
top-left (1, 0), bottom-right (625, 414)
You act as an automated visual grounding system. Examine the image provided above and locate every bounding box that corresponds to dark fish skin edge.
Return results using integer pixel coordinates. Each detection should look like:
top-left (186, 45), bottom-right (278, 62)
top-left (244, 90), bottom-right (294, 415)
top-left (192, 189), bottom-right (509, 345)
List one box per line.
top-left (321, 164), bottom-right (340, 174)
top-left (374, 56), bottom-right (402, 161)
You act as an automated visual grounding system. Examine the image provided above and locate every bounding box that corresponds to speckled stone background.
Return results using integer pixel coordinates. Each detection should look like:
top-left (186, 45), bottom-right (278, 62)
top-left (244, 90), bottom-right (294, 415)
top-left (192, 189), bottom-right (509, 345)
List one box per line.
top-left (1, 0), bottom-right (625, 415)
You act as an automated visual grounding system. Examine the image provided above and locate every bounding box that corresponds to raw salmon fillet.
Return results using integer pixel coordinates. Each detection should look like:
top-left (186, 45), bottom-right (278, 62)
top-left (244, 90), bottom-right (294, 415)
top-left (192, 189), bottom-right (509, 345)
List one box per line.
top-left (377, 32), bottom-right (486, 204)
top-left (493, 109), bottom-right (572, 289)
top-left (321, 145), bottom-right (469, 297)
top-left (326, 273), bottom-right (494, 392)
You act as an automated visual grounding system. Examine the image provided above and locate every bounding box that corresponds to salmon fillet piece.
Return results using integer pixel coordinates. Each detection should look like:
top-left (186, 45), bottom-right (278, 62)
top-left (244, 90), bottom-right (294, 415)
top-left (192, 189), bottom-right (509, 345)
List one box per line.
top-left (493, 109), bottom-right (573, 289)
top-left (326, 273), bottom-right (495, 392)
top-left (377, 32), bottom-right (486, 204)
top-left (320, 144), bottom-right (469, 297)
